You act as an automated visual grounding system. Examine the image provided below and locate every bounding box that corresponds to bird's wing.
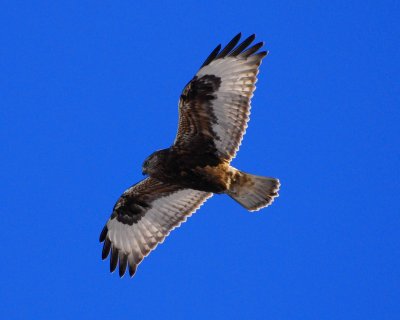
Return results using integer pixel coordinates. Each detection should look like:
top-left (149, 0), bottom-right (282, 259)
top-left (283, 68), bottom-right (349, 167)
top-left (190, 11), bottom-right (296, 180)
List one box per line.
top-left (100, 177), bottom-right (212, 277)
top-left (174, 33), bottom-right (267, 161)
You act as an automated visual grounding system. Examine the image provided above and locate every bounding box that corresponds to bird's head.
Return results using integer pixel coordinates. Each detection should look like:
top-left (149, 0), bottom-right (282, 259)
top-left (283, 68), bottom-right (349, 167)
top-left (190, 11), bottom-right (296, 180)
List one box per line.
top-left (142, 149), bottom-right (168, 176)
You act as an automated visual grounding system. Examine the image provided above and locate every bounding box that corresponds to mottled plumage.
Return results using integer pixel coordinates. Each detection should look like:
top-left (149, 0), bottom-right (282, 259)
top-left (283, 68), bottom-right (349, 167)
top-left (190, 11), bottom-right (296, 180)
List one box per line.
top-left (100, 33), bottom-right (280, 277)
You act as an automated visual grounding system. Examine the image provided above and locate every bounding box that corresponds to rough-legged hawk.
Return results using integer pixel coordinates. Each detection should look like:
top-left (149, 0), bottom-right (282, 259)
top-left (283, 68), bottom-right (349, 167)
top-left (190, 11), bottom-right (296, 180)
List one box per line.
top-left (100, 33), bottom-right (280, 277)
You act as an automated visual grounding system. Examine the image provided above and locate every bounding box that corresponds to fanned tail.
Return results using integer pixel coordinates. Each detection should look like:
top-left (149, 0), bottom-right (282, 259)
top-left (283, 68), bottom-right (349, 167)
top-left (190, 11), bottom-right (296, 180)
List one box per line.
top-left (227, 169), bottom-right (280, 211)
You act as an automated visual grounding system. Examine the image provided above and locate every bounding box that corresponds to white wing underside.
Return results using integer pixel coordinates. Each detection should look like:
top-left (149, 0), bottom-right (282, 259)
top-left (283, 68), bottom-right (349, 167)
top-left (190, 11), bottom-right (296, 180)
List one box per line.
top-left (174, 34), bottom-right (267, 161)
top-left (196, 55), bottom-right (263, 160)
top-left (101, 179), bottom-right (212, 277)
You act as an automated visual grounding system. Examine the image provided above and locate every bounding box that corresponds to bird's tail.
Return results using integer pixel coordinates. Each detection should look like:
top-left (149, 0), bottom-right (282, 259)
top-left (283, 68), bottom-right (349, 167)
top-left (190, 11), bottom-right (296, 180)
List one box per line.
top-left (227, 169), bottom-right (280, 211)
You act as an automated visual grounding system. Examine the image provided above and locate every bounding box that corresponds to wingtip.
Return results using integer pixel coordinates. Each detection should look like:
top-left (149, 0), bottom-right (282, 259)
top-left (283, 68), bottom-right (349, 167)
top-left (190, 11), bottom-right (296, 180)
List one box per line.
top-left (233, 32), bottom-right (242, 41)
top-left (110, 247), bottom-right (118, 273)
top-left (99, 225), bottom-right (108, 242)
top-left (129, 264), bottom-right (137, 277)
top-left (102, 238), bottom-right (111, 260)
top-left (243, 33), bottom-right (256, 42)
top-left (119, 255), bottom-right (128, 277)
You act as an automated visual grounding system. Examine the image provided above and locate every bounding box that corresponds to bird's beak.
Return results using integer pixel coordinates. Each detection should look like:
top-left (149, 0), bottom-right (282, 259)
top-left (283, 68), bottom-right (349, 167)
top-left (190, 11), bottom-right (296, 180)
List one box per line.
top-left (142, 169), bottom-right (147, 176)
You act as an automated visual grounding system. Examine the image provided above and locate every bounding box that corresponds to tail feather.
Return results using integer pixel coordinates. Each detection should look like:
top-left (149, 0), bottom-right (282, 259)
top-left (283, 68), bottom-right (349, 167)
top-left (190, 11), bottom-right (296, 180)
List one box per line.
top-left (227, 170), bottom-right (280, 211)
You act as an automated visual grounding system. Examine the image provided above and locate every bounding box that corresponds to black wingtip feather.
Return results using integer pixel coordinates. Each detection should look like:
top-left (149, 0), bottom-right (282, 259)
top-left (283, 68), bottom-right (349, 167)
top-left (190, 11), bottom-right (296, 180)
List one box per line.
top-left (129, 263), bottom-right (137, 277)
top-left (110, 247), bottom-right (119, 273)
top-left (119, 254), bottom-right (128, 277)
top-left (230, 34), bottom-right (256, 56)
top-left (102, 237), bottom-right (111, 260)
top-left (99, 225), bottom-right (108, 242)
top-left (200, 44), bottom-right (221, 68)
top-left (240, 42), bottom-right (265, 58)
top-left (256, 51), bottom-right (268, 59)
top-left (216, 33), bottom-right (242, 59)
top-left (199, 34), bottom-right (266, 70)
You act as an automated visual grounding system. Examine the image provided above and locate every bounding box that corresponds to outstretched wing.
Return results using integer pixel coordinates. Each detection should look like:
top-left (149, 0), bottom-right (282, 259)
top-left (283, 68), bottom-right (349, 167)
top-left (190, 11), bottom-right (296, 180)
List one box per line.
top-left (99, 177), bottom-right (212, 277)
top-left (174, 33), bottom-right (267, 161)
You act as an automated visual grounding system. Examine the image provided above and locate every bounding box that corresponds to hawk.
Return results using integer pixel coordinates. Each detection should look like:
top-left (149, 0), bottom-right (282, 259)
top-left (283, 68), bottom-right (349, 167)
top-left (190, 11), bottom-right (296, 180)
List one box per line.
top-left (100, 33), bottom-right (280, 277)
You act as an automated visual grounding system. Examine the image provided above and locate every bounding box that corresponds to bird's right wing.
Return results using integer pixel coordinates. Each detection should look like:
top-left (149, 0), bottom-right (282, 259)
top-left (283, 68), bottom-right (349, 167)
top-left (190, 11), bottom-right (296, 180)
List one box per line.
top-left (100, 177), bottom-right (212, 277)
top-left (174, 33), bottom-right (267, 162)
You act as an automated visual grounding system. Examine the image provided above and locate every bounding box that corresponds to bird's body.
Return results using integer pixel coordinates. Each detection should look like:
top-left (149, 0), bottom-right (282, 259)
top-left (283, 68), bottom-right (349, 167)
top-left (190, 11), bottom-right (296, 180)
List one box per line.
top-left (142, 147), bottom-right (232, 193)
top-left (100, 33), bottom-right (280, 277)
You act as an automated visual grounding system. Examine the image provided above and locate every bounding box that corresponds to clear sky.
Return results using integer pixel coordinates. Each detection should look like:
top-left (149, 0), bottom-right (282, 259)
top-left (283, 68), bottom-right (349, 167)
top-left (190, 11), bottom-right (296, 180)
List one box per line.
top-left (1, 1), bottom-right (399, 319)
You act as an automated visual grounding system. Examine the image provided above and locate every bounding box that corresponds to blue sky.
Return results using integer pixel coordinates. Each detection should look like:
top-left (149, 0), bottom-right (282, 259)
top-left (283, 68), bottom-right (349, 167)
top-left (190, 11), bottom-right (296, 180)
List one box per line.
top-left (1, 1), bottom-right (399, 319)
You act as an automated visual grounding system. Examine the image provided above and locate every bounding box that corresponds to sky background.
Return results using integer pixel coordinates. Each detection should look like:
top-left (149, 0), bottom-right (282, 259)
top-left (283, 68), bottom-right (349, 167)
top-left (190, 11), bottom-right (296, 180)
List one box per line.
top-left (1, 1), bottom-right (399, 319)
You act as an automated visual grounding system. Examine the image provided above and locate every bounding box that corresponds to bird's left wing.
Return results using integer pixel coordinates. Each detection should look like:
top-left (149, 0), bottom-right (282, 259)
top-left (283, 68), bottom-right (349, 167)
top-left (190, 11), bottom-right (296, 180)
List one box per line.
top-left (100, 177), bottom-right (212, 277)
top-left (174, 33), bottom-right (267, 161)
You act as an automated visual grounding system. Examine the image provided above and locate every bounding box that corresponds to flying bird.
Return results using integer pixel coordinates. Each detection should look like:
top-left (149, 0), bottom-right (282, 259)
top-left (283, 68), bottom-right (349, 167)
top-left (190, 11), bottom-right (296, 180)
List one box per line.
top-left (100, 33), bottom-right (280, 277)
